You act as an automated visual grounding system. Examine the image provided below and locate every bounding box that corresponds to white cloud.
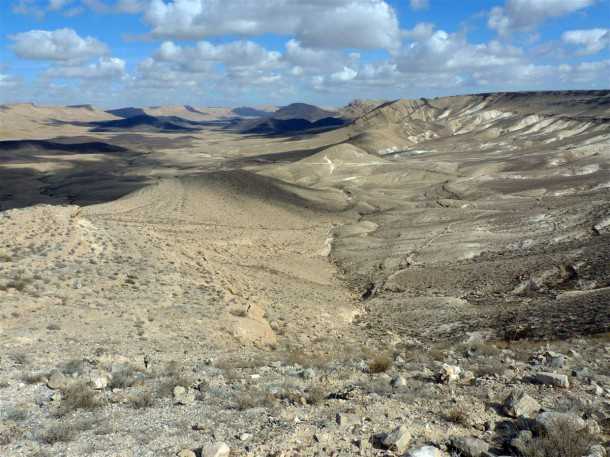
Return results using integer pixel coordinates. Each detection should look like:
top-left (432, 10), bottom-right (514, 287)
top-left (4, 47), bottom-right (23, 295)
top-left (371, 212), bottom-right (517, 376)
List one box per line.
top-left (48, 0), bottom-right (74, 10)
top-left (403, 22), bottom-right (436, 41)
top-left (283, 40), bottom-right (352, 74)
top-left (144, 0), bottom-right (400, 50)
top-left (10, 28), bottom-right (108, 61)
top-left (410, 0), bottom-right (429, 11)
top-left (558, 59), bottom-right (610, 83)
top-left (0, 73), bottom-right (21, 88)
top-left (154, 40), bottom-right (282, 73)
top-left (562, 28), bottom-right (610, 55)
top-left (12, 0), bottom-right (45, 19)
top-left (398, 30), bottom-right (523, 74)
top-left (489, 0), bottom-right (596, 36)
top-left (331, 67), bottom-right (358, 82)
top-left (46, 56), bottom-right (126, 79)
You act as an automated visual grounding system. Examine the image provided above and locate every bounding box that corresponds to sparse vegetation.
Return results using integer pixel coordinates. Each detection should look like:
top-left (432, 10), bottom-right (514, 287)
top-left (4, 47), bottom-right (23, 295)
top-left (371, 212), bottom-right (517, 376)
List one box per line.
top-left (368, 354), bottom-right (392, 373)
top-left (235, 388), bottom-right (278, 410)
top-left (128, 390), bottom-right (154, 409)
top-left (38, 422), bottom-right (77, 444)
top-left (444, 408), bottom-right (468, 425)
top-left (56, 381), bottom-right (101, 416)
top-left (520, 417), bottom-right (598, 457)
top-left (108, 365), bottom-right (138, 389)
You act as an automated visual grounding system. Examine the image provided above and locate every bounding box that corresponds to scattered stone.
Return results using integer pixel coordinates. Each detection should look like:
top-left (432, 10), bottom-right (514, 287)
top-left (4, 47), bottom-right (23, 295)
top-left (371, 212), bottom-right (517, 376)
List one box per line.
top-left (382, 425), bottom-right (412, 454)
top-left (439, 364), bottom-right (461, 383)
top-left (239, 432), bottom-right (252, 441)
top-left (391, 375), bottom-right (407, 387)
top-left (89, 372), bottom-right (109, 390)
top-left (450, 436), bottom-right (490, 457)
top-left (503, 391), bottom-right (540, 418)
top-left (586, 444), bottom-right (607, 457)
top-left (301, 368), bottom-right (315, 380)
top-left (336, 413), bottom-right (360, 428)
top-left (589, 384), bottom-right (604, 396)
top-left (46, 370), bottom-right (67, 390)
top-left (314, 432), bottom-right (331, 444)
top-left (201, 442), bottom-right (230, 457)
top-left (177, 450), bottom-right (196, 457)
top-left (544, 351), bottom-right (567, 368)
top-left (572, 367), bottom-right (591, 378)
top-left (405, 445), bottom-right (446, 457)
top-left (173, 385), bottom-right (195, 405)
top-left (533, 372), bottom-right (570, 388)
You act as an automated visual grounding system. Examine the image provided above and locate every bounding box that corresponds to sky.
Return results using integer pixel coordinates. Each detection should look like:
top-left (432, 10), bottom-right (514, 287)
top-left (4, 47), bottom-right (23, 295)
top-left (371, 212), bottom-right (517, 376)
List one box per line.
top-left (0, 0), bottom-right (609, 108)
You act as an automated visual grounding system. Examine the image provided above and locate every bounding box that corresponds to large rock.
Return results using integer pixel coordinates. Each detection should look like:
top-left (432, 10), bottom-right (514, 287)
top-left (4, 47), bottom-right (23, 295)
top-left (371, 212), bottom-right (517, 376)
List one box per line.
top-left (382, 425), bottom-right (412, 454)
top-left (173, 385), bottom-right (196, 405)
top-left (406, 445), bottom-right (447, 457)
top-left (89, 371), bottom-right (109, 390)
top-left (336, 413), bottom-right (360, 428)
top-left (533, 372), bottom-right (570, 388)
top-left (450, 436), bottom-right (490, 457)
top-left (391, 375), bottom-right (407, 387)
top-left (503, 391), bottom-right (540, 418)
top-left (534, 412), bottom-right (586, 434)
top-left (439, 364), bottom-right (461, 383)
top-left (201, 443), bottom-right (230, 457)
top-left (177, 450), bottom-right (196, 457)
top-left (46, 370), bottom-right (68, 390)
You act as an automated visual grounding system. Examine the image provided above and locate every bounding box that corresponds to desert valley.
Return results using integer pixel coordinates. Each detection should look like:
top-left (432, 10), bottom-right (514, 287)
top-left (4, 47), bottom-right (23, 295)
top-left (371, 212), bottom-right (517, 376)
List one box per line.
top-left (0, 90), bottom-right (608, 456)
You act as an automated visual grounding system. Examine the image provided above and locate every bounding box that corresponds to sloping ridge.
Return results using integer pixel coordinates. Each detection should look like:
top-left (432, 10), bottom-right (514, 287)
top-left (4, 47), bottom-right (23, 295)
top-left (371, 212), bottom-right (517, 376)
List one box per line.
top-left (93, 170), bottom-right (350, 219)
top-left (349, 91), bottom-right (610, 154)
top-left (0, 139), bottom-right (128, 154)
top-left (89, 114), bottom-right (200, 132)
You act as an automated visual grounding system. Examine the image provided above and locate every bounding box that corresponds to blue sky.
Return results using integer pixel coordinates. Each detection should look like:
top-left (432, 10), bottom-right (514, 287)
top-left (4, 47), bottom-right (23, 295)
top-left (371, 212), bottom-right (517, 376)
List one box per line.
top-left (1, 0), bottom-right (609, 108)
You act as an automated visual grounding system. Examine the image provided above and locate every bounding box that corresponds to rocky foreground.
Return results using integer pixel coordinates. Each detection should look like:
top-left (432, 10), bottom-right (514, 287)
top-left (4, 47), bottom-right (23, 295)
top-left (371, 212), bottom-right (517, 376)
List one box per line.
top-left (0, 334), bottom-right (609, 456)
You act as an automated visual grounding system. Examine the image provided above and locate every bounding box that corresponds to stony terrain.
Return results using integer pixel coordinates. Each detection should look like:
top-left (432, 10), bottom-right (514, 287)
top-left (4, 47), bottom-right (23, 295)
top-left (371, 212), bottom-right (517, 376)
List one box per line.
top-left (0, 92), bottom-right (609, 457)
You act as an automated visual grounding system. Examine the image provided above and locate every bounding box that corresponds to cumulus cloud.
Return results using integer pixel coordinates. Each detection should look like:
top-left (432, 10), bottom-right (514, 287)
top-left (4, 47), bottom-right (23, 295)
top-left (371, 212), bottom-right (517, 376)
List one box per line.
top-left (559, 59), bottom-right (610, 83)
top-left (155, 40), bottom-right (282, 73)
top-left (398, 30), bottom-right (523, 74)
top-left (46, 56), bottom-right (126, 79)
top-left (10, 28), bottom-right (108, 61)
top-left (144, 0), bottom-right (400, 50)
top-left (49, 0), bottom-right (74, 10)
top-left (0, 73), bottom-right (21, 88)
top-left (410, 0), bottom-right (429, 11)
top-left (562, 28), bottom-right (610, 55)
top-left (489, 0), bottom-right (596, 36)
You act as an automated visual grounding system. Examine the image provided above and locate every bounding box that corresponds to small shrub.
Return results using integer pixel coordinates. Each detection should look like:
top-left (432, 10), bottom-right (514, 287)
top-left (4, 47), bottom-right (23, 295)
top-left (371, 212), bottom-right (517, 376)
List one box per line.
top-left (46, 323), bottom-right (61, 331)
top-left (4, 407), bottom-right (28, 422)
top-left (445, 408), bottom-right (468, 425)
top-left (56, 382), bottom-right (101, 416)
top-left (38, 422), bottom-right (76, 444)
top-left (305, 386), bottom-right (327, 405)
top-left (235, 388), bottom-right (277, 410)
top-left (520, 416), bottom-right (598, 457)
top-left (108, 366), bottom-right (137, 389)
top-left (11, 352), bottom-right (29, 366)
top-left (229, 308), bottom-right (248, 318)
top-left (21, 371), bottom-right (49, 384)
top-left (368, 354), bottom-right (392, 373)
top-left (61, 359), bottom-right (86, 376)
top-left (0, 422), bottom-right (23, 445)
top-left (128, 391), bottom-right (154, 409)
